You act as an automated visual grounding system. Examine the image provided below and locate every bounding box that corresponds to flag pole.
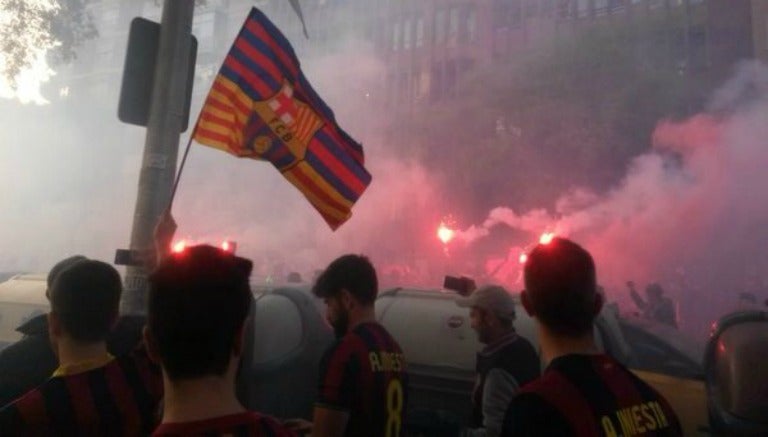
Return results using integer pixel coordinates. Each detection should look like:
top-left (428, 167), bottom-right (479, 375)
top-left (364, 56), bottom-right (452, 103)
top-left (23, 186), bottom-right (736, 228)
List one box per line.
top-left (168, 130), bottom-right (196, 210)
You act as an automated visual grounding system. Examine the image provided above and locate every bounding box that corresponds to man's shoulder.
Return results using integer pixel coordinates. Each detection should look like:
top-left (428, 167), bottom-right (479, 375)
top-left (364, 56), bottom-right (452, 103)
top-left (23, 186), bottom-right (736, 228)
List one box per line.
top-left (492, 334), bottom-right (540, 382)
top-left (503, 389), bottom-right (572, 436)
top-left (328, 323), bottom-right (398, 354)
top-left (502, 334), bottom-right (537, 356)
top-left (0, 382), bottom-right (48, 428)
top-left (518, 368), bottom-right (562, 396)
top-left (153, 411), bottom-right (293, 436)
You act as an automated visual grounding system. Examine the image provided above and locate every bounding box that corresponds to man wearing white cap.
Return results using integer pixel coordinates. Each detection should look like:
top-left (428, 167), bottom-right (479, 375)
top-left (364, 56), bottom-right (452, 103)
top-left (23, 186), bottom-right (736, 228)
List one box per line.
top-left (456, 285), bottom-right (540, 437)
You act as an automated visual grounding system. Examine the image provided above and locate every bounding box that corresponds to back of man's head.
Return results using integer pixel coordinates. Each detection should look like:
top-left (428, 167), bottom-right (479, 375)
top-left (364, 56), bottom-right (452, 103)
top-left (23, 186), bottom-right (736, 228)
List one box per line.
top-left (523, 237), bottom-right (599, 338)
top-left (50, 260), bottom-right (122, 343)
top-left (148, 245), bottom-right (253, 381)
top-left (47, 255), bottom-right (88, 289)
top-left (312, 254), bottom-right (378, 305)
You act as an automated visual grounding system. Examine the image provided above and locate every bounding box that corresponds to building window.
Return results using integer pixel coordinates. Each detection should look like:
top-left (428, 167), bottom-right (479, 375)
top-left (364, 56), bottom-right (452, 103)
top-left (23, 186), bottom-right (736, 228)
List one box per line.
top-left (403, 18), bottom-right (412, 49)
top-left (467, 9), bottom-right (477, 42)
top-left (449, 7), bottom-right (460, 45)
top-left (594, 0), bottom-right (608, 15)
top-left (577, 0), bottom-right (589, 17)
top-left (430, 63), bottom-right (444, 102)
top-left (416, 16), bottom-right (425, 47)
top-left (511, 0), bottom-right (522, 26)
top-left (435, 9), bottom-right (447, 44)
top-left (525, 0), bottom-right (539, 17)
top-left (392, 20), bottom-right (401, 51)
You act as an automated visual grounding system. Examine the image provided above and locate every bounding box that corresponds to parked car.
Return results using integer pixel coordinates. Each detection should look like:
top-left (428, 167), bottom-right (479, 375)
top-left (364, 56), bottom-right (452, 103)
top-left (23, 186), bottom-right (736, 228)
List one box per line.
top-left (0, 274), bottom-right (48, 352)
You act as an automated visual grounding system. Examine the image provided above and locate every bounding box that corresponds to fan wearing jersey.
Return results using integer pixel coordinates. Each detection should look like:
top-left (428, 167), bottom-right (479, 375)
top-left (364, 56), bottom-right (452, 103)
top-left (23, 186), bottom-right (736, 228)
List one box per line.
top-left (295, 254), bottom-right (408, 437)
top-left (502, 238), bottom-right (682, 437)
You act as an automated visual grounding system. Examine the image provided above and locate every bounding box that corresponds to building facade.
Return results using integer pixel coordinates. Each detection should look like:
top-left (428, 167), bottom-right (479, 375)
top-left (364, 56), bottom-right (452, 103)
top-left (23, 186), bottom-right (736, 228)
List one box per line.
top-left (375, 0), bottom-right (767, 109)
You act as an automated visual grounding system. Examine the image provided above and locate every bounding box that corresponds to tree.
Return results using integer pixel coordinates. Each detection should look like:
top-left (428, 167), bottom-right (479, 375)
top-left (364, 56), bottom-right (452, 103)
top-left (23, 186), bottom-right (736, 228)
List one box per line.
top-left (0, 0), bottom-right (212, 92)
top-left (0, 0), bottom-right (97, 88)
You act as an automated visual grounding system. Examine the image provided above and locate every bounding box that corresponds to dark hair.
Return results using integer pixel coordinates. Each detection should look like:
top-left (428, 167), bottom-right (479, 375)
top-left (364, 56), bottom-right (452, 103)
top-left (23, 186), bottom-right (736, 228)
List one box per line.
top-left (524, 238), bottom-right (598, 337)
top-left (148, 245), bottom-right (253, 380)
top-left (312, 254), bottom-right (378, 305)
top-left (47, 255), bottom-right (88, 288)
top-left (50, 260), bottom-right (122, 342)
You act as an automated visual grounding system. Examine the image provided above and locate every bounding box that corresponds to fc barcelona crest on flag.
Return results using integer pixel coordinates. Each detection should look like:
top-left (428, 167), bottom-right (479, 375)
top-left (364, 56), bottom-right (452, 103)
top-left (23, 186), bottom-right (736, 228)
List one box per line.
top-left (245, 82), bottom-right (324, 170)
top-left (193, 8), bottom-right (371, 230)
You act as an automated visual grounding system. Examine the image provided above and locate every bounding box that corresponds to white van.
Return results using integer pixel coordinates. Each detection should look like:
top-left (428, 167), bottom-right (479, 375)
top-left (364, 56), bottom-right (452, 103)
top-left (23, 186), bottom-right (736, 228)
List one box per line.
top-left (0, 274), bottom-right (48, 351)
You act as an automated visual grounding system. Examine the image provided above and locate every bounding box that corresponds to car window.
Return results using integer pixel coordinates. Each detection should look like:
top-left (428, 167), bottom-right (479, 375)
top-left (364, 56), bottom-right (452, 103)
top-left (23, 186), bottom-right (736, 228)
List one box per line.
top-left (251, 294), bottom-right (303, 365)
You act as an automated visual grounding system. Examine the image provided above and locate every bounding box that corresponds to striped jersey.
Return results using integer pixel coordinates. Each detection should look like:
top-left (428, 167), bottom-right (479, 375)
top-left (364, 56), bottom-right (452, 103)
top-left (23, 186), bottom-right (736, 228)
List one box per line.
top-left (0, 348), bottom-right (162, 436)
top-left (502, 354), bottom-right (682, 437)
top-left (317, 322), bottom-right (407, 437)
top-left (152, 412), bottom-right (295, 437)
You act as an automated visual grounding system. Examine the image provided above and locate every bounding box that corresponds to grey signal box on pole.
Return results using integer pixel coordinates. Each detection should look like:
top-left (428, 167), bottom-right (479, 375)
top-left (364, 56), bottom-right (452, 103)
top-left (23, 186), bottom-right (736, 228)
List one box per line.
top-left (118, 17), bottom-right (198, 132)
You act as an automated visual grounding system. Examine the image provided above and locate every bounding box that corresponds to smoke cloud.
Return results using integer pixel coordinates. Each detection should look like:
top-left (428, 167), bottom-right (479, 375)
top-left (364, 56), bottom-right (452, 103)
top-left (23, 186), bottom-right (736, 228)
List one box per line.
top-left (459, 61), bottom-right (768, 335)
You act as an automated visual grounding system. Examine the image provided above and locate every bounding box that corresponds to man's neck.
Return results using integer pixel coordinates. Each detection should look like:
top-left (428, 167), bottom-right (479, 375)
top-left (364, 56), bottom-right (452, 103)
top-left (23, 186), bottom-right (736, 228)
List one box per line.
top-left (162, 373), bottom-right (246, 423)
top-left (55, 338), bottom-right (110, 368)
top-left (537, 325), bottom-right (599, 366)
top-left (348, 307), bottom-right (377, 332)
top-left (484, 327), bottom-right (514, 347)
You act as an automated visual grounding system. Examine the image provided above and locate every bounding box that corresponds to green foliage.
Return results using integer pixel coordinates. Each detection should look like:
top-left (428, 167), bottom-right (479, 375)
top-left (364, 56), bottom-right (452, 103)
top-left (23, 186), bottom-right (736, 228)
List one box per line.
top-left (0, 0), bottom-right (97, 86)
top-left (1, 0), bottom-right (207, 88)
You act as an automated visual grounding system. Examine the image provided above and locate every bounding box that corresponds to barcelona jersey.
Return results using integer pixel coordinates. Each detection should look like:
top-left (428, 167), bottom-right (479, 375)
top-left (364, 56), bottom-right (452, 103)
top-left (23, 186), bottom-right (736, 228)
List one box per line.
top-left (0, 348), bottom-right (162, 436)
top-left (316, 322), bottom-right (408, 437)
top-left (502, 354), bottom-right (682, 437)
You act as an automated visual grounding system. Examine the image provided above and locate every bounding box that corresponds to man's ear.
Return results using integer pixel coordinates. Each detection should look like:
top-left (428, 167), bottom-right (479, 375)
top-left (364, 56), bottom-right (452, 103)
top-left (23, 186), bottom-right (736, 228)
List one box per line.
top-left (233, 323), bottom-right (247, 357)
top-left (143, 326), bottom-right (161, 364)
top-left (340, 289), bottom-right (355, 310)
top-left (521, 291), bottom-right (535, 317)
top-left (48, 312), bottom-right (63, 337)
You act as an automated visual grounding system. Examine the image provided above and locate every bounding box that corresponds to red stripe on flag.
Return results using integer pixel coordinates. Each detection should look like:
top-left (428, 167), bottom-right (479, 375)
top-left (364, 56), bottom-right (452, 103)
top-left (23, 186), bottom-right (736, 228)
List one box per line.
top-left (325, 126), bottom-right (365, 164)
top-left (242, 19), bottom-right (328, 123)
top-left (199, 111), bottom-right (240, 133)
top-left (289, 166), bottom-right (350, 218)
top-left (233, 38), bottom-right (283, 86)
top-left (195, 128), bottom-right (237, 150)
top-left (309, 137), bottom-right (368, 196)
top-left (223, 56), bottom-right (274, 98)
top-left (244, 20), bottom-right (299, 80)
top-left (211, 81), bottom-right (251, 116)
top-left (204, 99), bottom-right (247, 129)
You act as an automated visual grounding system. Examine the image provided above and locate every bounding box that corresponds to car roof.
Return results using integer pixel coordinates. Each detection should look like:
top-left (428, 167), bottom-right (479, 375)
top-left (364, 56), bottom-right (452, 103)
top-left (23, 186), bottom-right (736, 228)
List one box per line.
top-left (619, 316), bottom-right (704, 364)
top-left (0, 274), bottom-right (48, 306)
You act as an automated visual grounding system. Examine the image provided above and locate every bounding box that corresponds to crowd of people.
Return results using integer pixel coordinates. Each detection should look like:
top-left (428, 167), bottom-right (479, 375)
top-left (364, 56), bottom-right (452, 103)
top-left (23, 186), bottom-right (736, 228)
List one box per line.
top-left (0, 213), bottom-right (684, 436)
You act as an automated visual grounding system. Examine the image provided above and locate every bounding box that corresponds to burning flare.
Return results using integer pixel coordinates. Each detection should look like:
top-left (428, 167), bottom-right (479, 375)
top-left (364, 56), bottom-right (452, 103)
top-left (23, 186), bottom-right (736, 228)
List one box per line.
top-left (437, 222), bottom-right (456, 244)
top-left (539, 232), bottom-right (556, 245)
top-left (172, 240), bottom-right (187, 254)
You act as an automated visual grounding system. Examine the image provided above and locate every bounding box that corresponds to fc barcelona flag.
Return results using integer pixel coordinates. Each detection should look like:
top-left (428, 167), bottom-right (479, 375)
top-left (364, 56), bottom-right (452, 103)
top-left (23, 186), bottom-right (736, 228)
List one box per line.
top-left (193, 8), bottom-right (371, 230)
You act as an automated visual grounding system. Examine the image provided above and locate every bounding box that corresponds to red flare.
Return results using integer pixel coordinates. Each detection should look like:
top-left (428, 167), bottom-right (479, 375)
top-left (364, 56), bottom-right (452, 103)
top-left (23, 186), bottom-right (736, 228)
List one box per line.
top-left (539, 232), bottom-right (556, 245)
top-left (437, 223), bottom-right (456, 244)
top-left (172, 240), bottom-right (187, 254)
